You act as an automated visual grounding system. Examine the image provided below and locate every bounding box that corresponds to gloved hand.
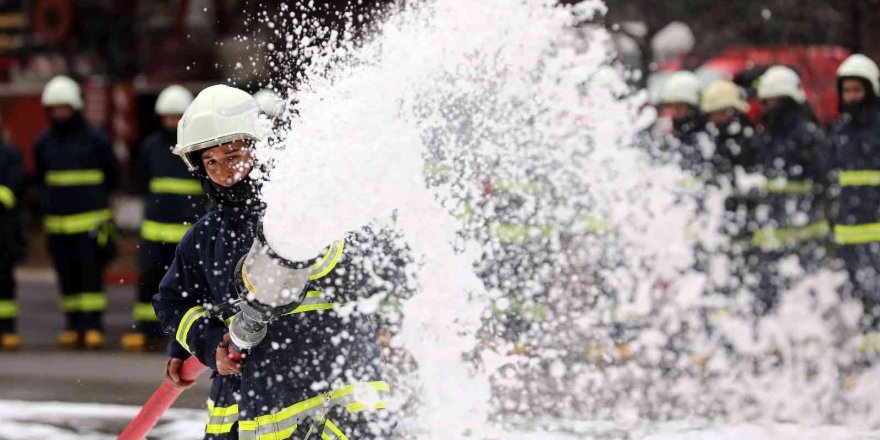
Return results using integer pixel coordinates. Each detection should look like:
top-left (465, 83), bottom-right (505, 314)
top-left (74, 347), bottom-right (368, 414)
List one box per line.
top-left (215, 333), bottom-right (242, 376)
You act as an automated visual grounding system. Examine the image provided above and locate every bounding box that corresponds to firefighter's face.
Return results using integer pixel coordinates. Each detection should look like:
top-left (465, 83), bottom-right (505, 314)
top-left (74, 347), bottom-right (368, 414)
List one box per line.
top-left (48, 105), bottom-right (75, 121)
top-left (161, 115), bottom-right (182, 131)
top-left (841, 78), bottom-right (867, 106)
top-left (667, 102), bottom-right (692, 121)
top-left (708, 108), bottom-right (734, 126)
top-left (202, 140), bottom-right (254, 188)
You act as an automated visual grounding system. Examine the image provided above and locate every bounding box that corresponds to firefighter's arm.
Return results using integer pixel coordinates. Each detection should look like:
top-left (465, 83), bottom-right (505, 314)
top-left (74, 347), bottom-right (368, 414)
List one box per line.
top-left (152, 235), bottom-right (226, 371)
top-left (95, 131), bottom-right (119, 192)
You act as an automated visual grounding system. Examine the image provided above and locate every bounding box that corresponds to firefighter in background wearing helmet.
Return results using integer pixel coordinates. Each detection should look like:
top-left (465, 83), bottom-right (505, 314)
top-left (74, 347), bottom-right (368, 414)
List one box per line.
top-left (121, 85), bottom-right (207, 351)
top-left (35, 75), bottom-right (119, 349)
top-left (659, 71), bottom-right (713, 179)
top-left (0, 114), bottom-right (24, 351)
top-left (153, 85), bottom-right (394, 439)
top-left (744, 66), bottom-right (830, 313)
top-left (830, 54), bottom-right (880, 330)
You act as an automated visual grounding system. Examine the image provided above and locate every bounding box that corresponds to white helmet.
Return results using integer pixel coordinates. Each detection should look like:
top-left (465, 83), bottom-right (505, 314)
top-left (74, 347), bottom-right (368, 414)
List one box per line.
top-left (757, 65), bottom-right (806, 103)
top-left (173, 84), bottom-right (264, 171)
top-left (701, 80), bottom-right (747, 113)
top-left (253, 89), bottom-right (282, 118)
top-left (155, 85), bottom-right (194, 116)
top-left (661, 71), bottom-right (702, 106)
top-left (837, 54), bottom-right (880, 95)
top-left (41, 75), bottom-right (83, 110)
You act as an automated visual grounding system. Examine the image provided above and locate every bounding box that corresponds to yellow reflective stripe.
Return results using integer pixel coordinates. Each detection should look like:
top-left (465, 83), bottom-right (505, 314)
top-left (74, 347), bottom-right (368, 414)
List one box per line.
top-left (835, 223), bottom-right (880, 245)
top-left (45, 169), bottom-right (104, 186)
top-left (140, 220), bottom-right (192, 243)
top-left (175, 306), bottom-right (206, 354)
top-left (282, 291), bottom-right (333, 315)
top-left (0, 185), bottom-right (15, 209)
top-left (310, 240), bottom-right (345, 280)
top-left (60, 292), bottom-right (106, 312)
top-left (322, 419), bottom-right (349, 440)
top-left (489, 222), bottom-right (554, 243)
top-left (240, 381), bottom-right (390, 438)
top-left (763, 178), bottom-right (813, 194)
top-left (859, 332), bottom-right (880, 353)
top-left (345, 401), bottom-right (386, 414)
top-left (133, 302), bottom-right (158, 321)
top-left (752, 221), bottom-right (829, 249)
top-left (149, 177), bottom-right (204, 195)
top-left (241, 262), bottom-right (258, 294)
top-left (0, 299), bottom-right (16, 318)
top-left (205, 399), bottom-right (239, 434)
top-left (840, 170), bottom-right (880, 187)
top-left (44, 209), bottom-right (112, 235)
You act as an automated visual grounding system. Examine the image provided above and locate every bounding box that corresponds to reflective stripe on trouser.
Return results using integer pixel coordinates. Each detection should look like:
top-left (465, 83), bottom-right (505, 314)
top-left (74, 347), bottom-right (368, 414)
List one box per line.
top-left (140, 220), bottom-right (192, 243)
top-left (61, 292), bottom-right (107, 312)
top-left (0, 299), bottom-right (16, 319)
top-left (45, 169), bottom-right (104, 186)
top-left (175, 305), bottom-right (206, 354)
top-left (0, 184), bottom-right (15, 209)
top-left (149, 177), bottom-right (204, 195)
top-left (133, 302), bottom-right (158, 321)
top-left (44, 209), bottom-right (113, 235)
top-left (310, 240), bottom-right (345, 280)
top-left (835, 223), bottom-right (880, 245)
top-left (840, 170), bottom-right (880, 187)
top-left (206, 399), bottom-right (239, 434)
top-left (238, 381), bottom-right (390, 440)
top-left (751, 221), bottom-right (829, 250)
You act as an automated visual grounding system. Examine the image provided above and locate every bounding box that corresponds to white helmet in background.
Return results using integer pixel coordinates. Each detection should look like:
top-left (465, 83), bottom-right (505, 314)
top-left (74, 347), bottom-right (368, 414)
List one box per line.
top-left (253, 89), bottom-right (282, 118)
top-left (757, 65), bottom-right (806, 103)
top-left (173, 84), bottom-right (264, 171)
top-left (701, 80), bottom-right (748, 113)
top-left (836, 54), bottom-right (880, 95)
top-left (661, 71), bottom-right (702, 106)
top-left (41, 75), bottom-right (83, 110)
top-left (155, 85), bottom-right (194, 116)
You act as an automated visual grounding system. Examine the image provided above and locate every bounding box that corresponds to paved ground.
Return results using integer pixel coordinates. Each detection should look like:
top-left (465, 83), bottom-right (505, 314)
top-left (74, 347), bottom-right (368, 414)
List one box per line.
top-left (0, 268), bottom-right (211, 409)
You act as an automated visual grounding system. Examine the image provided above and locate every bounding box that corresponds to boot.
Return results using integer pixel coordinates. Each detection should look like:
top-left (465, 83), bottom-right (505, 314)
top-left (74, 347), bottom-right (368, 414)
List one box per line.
top-left (121, 332), bottom-right (146, 352)
top-left (83, 329), bottom-right (104, 350)
top-left (0, 333), bottom-right (21, 350)
top-left (57, 330), bottom-right (80, 349)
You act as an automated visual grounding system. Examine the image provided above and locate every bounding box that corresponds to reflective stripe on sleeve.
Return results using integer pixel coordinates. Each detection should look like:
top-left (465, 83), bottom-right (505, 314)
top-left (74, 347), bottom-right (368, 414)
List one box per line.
top-left (834, 223), bottom-right (880, 245)
top-left (44, 209), bottom-right (112, 235)
top-left (140, 220), bottom-right (192, 243)
top-left (751, 221), bottom-right (829, 249)
top-left (133, 302), bottom-right (158, 321)
top-left (175, 305), bottom-right (206, 354)
top-left (321, 419), bottom-right (349, 440)
top-left (283, 291), bottom-right (333, 315)
top-left (310, 240), bottom-right (345, 280)
top-left (45, 169), bottom-right (104, 186)
top-left (0, 185), bottom-right (15, 209)
top-left (149, 177), bottom-right (204, 195)
top-left (840, 170), bottom-right (880, 187)
top-left (0, 299), bottom-right (16, 319)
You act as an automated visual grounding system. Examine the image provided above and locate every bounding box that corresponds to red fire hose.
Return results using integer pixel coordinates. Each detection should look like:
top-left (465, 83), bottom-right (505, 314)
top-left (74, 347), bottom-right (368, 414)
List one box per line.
top-left (118, 357), bottom-right (208, 440)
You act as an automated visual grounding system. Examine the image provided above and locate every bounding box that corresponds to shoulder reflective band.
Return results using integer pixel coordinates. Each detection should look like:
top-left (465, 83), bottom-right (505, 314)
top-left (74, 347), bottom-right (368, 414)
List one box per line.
top-left (238, 381), bottom-right (390, 440)
top-left (310, 240), bottom-right (345, 280)
top-left (322, 419), bottom-right (349, 440)
top-left (763, 178), bottom-right (813, 194)
top-left (44, 209), bottom-right (113, 235)
top-left (133, 302), bottom-right (158, 321)
top-left (283, 291), bottom-right (333, 315)
top-left (45, 169), bottom-right (104, 186)
top-left (206, 399), bottom-right (239, 434)
top-left (61, 292), bottom-right (106, 312)
top-left (752, 221), bottom-right (829, 249)
top-left (140, 220), bottom-right (192, 243)
top-left (149, 177), bottom-right (204, 195)
top-left (840, 170), bottom-right (880, 187)
top-left (175, 305), bottom-right (207, 354)
top-left (0, 299), bottom-right (17, 318)
top-left (834, 223), bottom-right (880, 245)
top-left (0, 185), bottom-right (15, 209)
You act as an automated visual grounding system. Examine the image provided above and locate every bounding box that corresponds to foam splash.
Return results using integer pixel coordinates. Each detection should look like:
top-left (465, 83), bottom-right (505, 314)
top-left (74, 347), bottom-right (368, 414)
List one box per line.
top-left (255, 0), bottom-right (880, 437)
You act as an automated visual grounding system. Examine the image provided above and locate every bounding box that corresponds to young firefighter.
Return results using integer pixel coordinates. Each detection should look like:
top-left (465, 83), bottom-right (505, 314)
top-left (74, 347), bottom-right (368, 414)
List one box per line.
top-left (0, 124), bottom-right (24, 350)
top-left (154, 85), bottom-right (393, 439)
top-left (35, 75), bottom-right (118, 349)
top-left (122, 85), bottom-right (206, 351)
